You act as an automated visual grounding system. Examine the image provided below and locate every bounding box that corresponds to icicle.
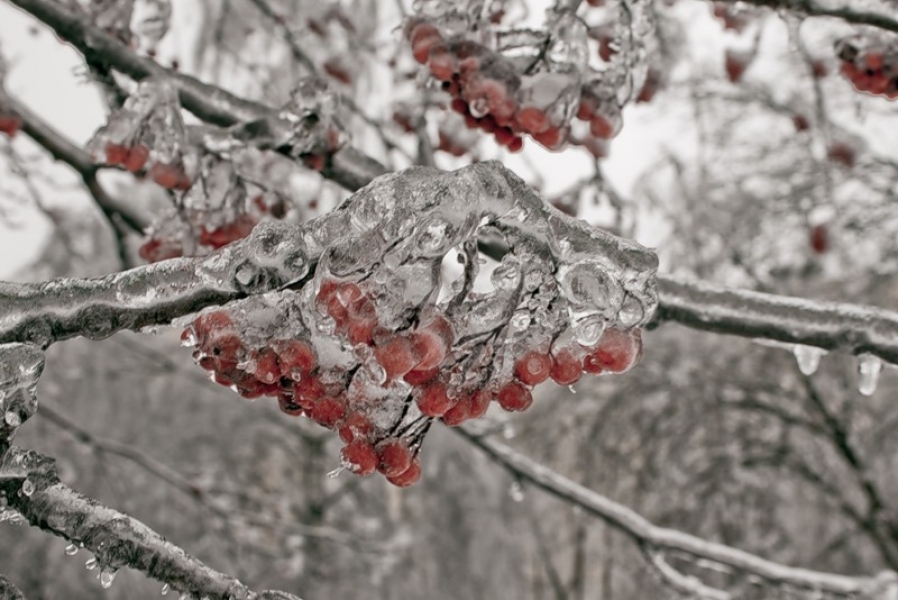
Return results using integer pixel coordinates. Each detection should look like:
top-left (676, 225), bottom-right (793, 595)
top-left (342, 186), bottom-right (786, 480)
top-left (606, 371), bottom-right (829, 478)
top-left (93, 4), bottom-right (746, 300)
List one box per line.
top-left (793, 345), bottom-right (825, 376)
top-left (160, 583), bottom-right (170, 595)
top-left (857, 354), bottom-right (882, 396)
top-left (85, 557), bottom-right (99, 571)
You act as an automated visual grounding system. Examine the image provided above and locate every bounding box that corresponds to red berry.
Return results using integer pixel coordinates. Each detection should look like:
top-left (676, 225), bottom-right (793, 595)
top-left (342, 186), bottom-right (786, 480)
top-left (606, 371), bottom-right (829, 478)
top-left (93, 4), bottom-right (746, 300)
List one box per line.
top-left (272, 340), bottom-right (317, 379)
top-left (308, 396), bottom-right (346, 428)
top-left (150, 162), bottom-right (191, 190)
top-left (725, 51), bottom-right (748, 83)
top-left (514, 351), bottom-right (552, 386)
top-left (377, 439), bottom-right (413, 477)
top-left (338, 412), bottom-right (373, 443)
top-left (586, 328), bottom-right (642, 374)
top-left (792, 114), bottom-right (809, 132)
top-left (810, 224), bottom-right (828, 254)
top-left (590, 115), bottom-right (615, 139)
top-left (417, 381), bottom-right (454, 417)
top-left (410, 317), bottom-right (452, 370)
top-left (105, 142), bottom-right (130, 166)
top-left (124, 144), bottom-right (150, 173)
top-left (468, 389), bottom-right (492, 419)
top-left (428, 52), bottom-right (456, 81)
top-left (294, 376), bottom-right (325, 408)
top-left (0, 114), bottom-right (22, 138)
top-left (387, 458), bottom-right (422, 487)
top-left (374, 336), bottom-right (418, 380)
top-left (342, 439), bottom-right (378, 476)
top-left (441, 396), bottom-right (469, 426)
top-left (507, 137), bottom-right (524, 153)
top-left (496, 382), bottom-right (533, 412)
top-left (517, 106), bottom-right (550, 134)
top-left (550, 348), bottom-right (582, 385)
top-left (532, 126), bottom-right (562, 150)
top-left (404, 366), bottom-right (440, 386)
top-left (252, 347), bottom-right (282, 384)
top-left (138, 237), bottom-right (183, 262)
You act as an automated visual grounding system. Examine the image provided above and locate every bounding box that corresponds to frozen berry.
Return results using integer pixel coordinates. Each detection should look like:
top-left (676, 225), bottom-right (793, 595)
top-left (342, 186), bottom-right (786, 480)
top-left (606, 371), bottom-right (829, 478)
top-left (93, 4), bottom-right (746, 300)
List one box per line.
top-left (496, 382), bottom-right (533, 412)
top-left (417, 381), bottom-right (454, 417)
top-left (387, 458), bottom-right (422, 487)
top-left (342, 439), bottom-right (378, 476)
top-left (514, 351), bottom-right (552, 386)
top-left (377, 439), bottom-right (413, 477)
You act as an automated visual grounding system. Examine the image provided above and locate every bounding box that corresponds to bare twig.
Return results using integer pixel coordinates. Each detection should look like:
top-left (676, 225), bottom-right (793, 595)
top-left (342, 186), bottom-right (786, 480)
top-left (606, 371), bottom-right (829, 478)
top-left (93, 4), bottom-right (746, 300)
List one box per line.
top-left (727, 0), bottom-right (898, 34)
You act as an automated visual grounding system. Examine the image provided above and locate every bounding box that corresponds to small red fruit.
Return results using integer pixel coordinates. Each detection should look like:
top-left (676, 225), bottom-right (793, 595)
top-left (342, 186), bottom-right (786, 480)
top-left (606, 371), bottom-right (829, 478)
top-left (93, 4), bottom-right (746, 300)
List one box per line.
top-left (387, 458), bottom-right (422, 487)
top-left (342, 439), bottom-right (378, 476)
top-left (374, 336), bottom-right (418, 380)
top-left (417, 381), bottom-right (454, 417)
top-left (514, 351), bottom-right (552, 386)
top-left (550, 349), bottom-right (582, 385)
top-left (377, 439), bottom-right (413, 477)
top-left (496, 382), bottom-right (533, 412)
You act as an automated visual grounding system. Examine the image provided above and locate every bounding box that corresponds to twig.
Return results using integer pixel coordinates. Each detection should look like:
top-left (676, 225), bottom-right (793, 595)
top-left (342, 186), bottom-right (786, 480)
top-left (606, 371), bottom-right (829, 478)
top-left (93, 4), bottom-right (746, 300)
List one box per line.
top-left (728, 0), bottom-right (898, 34)
top-left (643, 548), bottom-right (731, 600)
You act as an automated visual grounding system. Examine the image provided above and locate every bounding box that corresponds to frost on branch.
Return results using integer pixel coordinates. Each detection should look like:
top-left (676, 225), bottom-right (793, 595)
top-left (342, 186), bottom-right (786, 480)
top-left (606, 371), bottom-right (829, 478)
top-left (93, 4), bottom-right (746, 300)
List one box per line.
top-left (182, 161), bottom-right (658, 486)
top-left (0, 343), bottom-right (44, 456)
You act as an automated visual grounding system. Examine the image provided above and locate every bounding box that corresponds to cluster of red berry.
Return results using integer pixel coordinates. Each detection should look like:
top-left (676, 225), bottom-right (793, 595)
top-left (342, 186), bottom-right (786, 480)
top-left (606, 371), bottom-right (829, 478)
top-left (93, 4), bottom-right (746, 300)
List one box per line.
top-left (184, 276), bottom-right (644, 487)
top-left (0, 108), bottom-right (21, 138)
top-left (104, 142), bottom-right (192, 190)
top-left (838, 45), bottom-right (898, 99)
top-left (138, 208), bottom-right (267, 263)
top-left (407, 18), bottom-right (636, 156)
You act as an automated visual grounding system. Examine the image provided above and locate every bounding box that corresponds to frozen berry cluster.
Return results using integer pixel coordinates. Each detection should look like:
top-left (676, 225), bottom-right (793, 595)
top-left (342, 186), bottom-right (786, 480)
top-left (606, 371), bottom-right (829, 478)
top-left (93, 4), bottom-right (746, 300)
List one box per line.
top-left (407, 18), bottom-right (633, 156)
top-left (184, 277), bottom-right (644, 487)
top-left (104, 142), bottom-right (193, 191)
top-left (837, 40), bottom-right (898, 99)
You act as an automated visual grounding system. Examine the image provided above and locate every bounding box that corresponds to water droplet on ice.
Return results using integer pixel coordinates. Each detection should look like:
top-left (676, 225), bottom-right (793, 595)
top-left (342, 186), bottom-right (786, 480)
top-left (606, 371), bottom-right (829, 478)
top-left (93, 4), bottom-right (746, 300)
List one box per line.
top-left (858, 354), bottom-right (882, 396)
top-left (617, 294), bottom-right (643, 328)
top-left (469, 98), bottom-right (489, 119)
top-left (502, 422), bottom-right (515, 439)
top-left (4, 411), bottom-right (21, 427)
top-left (85, 557), bottom-right (99, 571)
top-left (65, 543), bottom-right (79, 556)
top-left (161, 583), bottom-right (170, 595)
top-left (21, 478), bottom-right (35, 497)
top-left (99, 568), bottom-right (117, 589)
top-left (793, 345), bottom-right (824, 376)
top-left (508, 480), bottom-right (525, 502)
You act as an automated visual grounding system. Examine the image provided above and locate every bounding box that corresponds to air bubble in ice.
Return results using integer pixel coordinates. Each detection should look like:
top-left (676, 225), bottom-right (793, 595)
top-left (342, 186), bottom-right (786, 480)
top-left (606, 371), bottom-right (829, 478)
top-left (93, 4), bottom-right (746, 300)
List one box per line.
top-left (491, 258), bottom-right (522, 292)
top-left (415, 217), bottom-right (453, 257)
top-left (793, 345), bottom-right (824, 376)
top-left (21, 478), bottom-right (35, 497)
top-left (161, 583), bottom-right (170, 595)
top-left (617, 294), bottom-right (643, 327)
top-left (559, 262), bottom-right (616, 310)
top-left (571, 313), bottom-right (605, 346)
top-left (857, 354), bottom-right (882, 396)
top-left (99, 568), bottom-right (117, 589)
top-left (4, 411), bottom-right (21, 427)
top-left (65, 543), bottom-right (79, 556)
top-left (86, 557), bottom-right (99, 571)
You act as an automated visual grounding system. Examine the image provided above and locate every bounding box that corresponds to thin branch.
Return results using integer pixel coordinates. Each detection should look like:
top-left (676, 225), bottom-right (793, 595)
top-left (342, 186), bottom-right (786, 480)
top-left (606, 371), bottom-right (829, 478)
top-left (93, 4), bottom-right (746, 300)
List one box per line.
top-left (0, 91), bottom-right (147, 233)
top-left (456, 426), bottom-right (896, 596)
top-left (643, 549), bottom-right (731, 600)
top-left (0, 447), bottom-right (301, 600)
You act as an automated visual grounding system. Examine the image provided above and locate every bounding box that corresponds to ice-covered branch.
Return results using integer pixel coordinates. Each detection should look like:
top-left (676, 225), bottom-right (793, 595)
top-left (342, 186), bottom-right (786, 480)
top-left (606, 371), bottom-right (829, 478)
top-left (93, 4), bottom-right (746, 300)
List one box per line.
top-left (0, 161), bottom-right (658, 348)
top-left (655, 276), bottom-right (898, 365)
top-left (0, 343), bottom-right (44, 457)
top-left (0, 447), bottom-right (302, 600)
top-left (457, 426), bottom-right (898, 598)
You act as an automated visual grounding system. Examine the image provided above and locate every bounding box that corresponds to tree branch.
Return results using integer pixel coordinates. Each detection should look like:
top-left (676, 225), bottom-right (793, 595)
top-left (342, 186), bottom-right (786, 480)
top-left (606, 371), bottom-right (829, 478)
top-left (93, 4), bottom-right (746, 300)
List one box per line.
top-left (0, 447), bottom-right (302, 600)
top-left (0, 575), bottom-right (27, 600)
top-left (457, 425), bottom-right (898, 597)
top-left (655, 276), bottom-right (898, 365)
